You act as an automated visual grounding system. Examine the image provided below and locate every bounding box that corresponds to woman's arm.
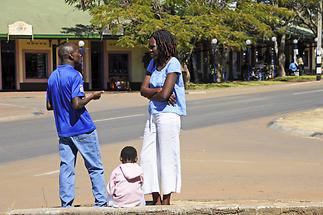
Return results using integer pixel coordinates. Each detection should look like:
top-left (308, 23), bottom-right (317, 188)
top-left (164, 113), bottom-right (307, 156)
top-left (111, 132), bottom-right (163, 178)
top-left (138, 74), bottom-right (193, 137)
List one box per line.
top-left (140, 74), bottom-right (161, 99)
top-left (149, 72), bottom-right (178, 106)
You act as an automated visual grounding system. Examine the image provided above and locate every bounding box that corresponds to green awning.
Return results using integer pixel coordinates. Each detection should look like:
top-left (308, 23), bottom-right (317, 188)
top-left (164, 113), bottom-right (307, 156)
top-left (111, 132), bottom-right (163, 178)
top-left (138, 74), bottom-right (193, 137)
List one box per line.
top-left (286, 24), bottom-right (315, 40)
top-left (0, 0), bottom-right (102, 39)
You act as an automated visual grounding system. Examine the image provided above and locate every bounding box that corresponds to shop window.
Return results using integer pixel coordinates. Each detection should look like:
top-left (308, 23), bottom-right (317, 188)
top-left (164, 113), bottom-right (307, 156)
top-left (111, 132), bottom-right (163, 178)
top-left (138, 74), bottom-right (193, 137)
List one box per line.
top-left (25, 52), bottom-right (48, 79)
top-left (108, 53), bottom-right (129, 90)
top-left (109, 54), bottom-right (128, 76)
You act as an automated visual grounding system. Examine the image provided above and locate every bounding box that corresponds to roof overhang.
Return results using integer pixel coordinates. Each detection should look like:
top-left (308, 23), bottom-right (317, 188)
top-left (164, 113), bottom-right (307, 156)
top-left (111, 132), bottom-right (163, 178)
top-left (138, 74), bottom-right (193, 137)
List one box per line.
top-left (286, 24), bottom-right (315, 40)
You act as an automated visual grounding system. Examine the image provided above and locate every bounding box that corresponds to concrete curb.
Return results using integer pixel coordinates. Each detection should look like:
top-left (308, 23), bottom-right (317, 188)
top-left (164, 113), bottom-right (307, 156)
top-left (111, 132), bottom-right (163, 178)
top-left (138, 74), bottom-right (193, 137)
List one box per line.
top-left (8, 201), bottom-right (323, 215)
top-left (268, 121), bottom-right (316, 138)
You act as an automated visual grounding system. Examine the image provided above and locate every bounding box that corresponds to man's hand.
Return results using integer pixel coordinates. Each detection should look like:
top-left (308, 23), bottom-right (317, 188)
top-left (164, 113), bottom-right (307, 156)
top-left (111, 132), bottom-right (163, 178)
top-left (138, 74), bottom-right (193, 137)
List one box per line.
top-left (168, 93), bottom-right (176, 106)
top-left (72, 91), bottom-right (104, 109)
top-left (46, 100), bottom-right (53, 111)
top-left (91, 91), bottom-right (104, 100)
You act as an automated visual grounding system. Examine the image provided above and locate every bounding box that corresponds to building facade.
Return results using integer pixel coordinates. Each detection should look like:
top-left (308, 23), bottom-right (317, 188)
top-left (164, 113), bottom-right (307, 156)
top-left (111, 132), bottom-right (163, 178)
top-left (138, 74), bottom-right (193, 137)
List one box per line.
top-left (0, 0), bottom-right (147, 91)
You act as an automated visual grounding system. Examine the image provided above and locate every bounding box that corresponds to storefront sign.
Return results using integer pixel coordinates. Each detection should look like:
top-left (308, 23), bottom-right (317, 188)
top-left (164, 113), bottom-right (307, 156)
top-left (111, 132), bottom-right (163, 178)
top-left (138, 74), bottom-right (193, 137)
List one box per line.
top-left (26, 41), bottom-right (48, 46)
top-left (8, 21), bottom-right (33, 36)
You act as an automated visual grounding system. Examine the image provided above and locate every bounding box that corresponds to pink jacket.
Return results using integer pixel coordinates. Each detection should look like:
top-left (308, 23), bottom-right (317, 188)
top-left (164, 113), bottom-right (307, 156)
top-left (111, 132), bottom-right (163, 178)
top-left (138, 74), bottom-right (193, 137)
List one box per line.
top-left (107, 163), bottom-right (145, 207)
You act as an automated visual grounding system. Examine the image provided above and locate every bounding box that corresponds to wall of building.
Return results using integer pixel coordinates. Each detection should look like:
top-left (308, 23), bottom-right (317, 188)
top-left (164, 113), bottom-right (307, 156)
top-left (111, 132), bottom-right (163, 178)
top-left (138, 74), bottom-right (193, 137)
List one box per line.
top-left (104, 40), bottom-right (146, 90)
top-left (4, 38), bottom-right (147, 91)
top-left (15, 39), bottom-right (93, 90)
top-left (17, 39), bottom-right (52, 90)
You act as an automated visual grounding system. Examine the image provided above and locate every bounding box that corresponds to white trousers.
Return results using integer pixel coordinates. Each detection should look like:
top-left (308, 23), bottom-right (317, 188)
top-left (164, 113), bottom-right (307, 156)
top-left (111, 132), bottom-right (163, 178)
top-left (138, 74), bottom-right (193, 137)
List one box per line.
top-left (140, 112), bottom-right (181, 195)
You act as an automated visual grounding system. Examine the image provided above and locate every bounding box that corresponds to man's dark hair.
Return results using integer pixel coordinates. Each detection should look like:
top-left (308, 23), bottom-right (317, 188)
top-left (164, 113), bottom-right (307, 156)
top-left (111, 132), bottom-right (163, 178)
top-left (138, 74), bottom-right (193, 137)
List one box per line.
top-left (152, 29), bottom-right (177, 63)
top-left (58, 42), bottom-right (77, 62)
top-left (120, 146), bottom-right (137, 163)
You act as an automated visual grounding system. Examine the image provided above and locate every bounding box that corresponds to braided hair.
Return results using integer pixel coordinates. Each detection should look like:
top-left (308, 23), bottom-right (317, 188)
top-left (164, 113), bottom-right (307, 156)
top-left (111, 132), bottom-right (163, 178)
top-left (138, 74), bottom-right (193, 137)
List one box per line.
top-left (152, 29), bottom-right (177, 64)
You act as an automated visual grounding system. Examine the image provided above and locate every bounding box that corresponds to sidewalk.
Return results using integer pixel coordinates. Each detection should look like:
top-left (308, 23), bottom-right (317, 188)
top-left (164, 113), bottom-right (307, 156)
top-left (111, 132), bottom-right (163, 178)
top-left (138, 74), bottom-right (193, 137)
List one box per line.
top-left (269, 107), bottom-right (323, 139)
top-left (0, 92), bottom-right (48, 122)
top-left (8, 200), bottom-right (323, 215)
top-left (0, 91), bottom-right (148, 122)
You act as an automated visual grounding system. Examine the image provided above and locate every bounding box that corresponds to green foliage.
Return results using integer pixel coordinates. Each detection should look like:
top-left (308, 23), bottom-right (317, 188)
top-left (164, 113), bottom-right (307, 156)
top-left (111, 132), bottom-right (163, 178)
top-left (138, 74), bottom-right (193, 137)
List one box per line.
top-left (236, 1), bottom-right (294, 39)
top-left (66, 0), bottom-right (296, 63)
top-left (65, 0), bottom-right (108, 10)
top-left (278, 0), bottom-right (320, 34)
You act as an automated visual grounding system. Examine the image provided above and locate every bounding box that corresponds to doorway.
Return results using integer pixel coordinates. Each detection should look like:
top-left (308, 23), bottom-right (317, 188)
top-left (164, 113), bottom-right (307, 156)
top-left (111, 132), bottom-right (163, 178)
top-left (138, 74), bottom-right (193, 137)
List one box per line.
top-left (91, 41), bottom-right (104, 89)
top-left (1, 40), bottom-right (16, 90)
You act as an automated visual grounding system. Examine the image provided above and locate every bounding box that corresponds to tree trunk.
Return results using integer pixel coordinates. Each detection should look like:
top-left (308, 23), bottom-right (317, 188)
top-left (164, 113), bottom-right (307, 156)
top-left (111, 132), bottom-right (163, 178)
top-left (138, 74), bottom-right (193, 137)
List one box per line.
top-left (181, 63), bottom-right (190, 89)
top-left (215, 49), bottom-right (223, 82)
top-left (278, 34), bottom-right (286, 77)
top-left (216, 62), bottom-right (222, 83)
top-left (221, 47), bottom-right (230, 82)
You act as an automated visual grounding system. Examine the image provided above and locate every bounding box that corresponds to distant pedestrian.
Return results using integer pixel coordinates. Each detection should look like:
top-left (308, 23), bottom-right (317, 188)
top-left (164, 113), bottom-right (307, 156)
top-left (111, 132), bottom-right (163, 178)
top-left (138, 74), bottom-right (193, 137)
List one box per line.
top-left (46, 42), bottom-right (107, 207)
top-left (288, 61), bottom-right (299, 76)
top-left (107, 146), bottom-right (145, 208)
top-left (140, 29), bottom-right (186, 205)
top-left (296, 55), bottom-right (304, 75)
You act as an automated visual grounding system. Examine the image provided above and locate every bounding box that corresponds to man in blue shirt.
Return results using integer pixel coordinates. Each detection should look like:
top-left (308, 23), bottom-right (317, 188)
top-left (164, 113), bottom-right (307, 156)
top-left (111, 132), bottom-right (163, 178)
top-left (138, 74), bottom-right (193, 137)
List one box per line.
top-left (46, 42), bottom-right (107, 207)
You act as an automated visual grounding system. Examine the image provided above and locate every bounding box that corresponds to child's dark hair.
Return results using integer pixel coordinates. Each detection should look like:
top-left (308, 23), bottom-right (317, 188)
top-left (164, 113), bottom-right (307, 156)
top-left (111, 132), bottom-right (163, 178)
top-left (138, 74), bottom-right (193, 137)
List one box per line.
top-left (151, 29), bottom-right (177, 63)
top-left (120, 146), bottom-right (137, 163)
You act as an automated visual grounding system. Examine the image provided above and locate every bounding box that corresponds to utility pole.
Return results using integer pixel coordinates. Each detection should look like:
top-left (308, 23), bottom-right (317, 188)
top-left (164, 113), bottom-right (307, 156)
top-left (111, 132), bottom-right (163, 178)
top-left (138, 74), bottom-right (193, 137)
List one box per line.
top-left (316, 0), bottom-right (322, 81)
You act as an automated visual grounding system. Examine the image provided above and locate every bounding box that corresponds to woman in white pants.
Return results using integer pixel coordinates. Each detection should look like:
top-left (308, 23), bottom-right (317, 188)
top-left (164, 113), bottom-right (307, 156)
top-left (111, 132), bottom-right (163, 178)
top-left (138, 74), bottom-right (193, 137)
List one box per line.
top-left (140, 29), bottom-right (186, 205)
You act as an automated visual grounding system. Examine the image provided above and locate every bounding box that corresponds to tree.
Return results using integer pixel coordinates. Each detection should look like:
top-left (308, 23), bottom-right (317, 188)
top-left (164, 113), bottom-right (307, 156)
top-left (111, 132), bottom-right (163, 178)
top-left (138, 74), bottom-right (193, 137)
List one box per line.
top-left (228, 1), bottom-right (294, 77)
top-left (278, 0), bottom-right (320, 35)
top-left (66, 0), bottom-right (295, 80)
top-left (276, 0), bottom-right (320, 76)
top-left (65, 0), bottom-right (108, 10)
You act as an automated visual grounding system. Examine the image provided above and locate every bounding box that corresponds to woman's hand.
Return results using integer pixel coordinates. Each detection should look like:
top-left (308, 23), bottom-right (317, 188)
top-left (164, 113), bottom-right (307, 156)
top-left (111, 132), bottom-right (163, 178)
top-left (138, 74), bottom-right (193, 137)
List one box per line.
top-left (140, 72), bottom-right (178, 106)
top-left (168, 93), bottom-right (176, 106)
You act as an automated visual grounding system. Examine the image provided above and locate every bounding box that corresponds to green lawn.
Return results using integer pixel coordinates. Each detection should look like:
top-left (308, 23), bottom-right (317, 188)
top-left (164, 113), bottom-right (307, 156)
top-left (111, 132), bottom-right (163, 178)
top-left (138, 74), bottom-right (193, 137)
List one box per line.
top-left (186, 75), bottom-right (317, 90)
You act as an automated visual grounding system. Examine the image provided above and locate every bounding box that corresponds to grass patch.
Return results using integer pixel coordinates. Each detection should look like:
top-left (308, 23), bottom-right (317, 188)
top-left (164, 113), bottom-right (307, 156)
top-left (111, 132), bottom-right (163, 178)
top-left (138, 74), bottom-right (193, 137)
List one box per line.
top-left (273, 75), bottom-right (316, 82)
top-left (186, 75), bottom-right (316, 90)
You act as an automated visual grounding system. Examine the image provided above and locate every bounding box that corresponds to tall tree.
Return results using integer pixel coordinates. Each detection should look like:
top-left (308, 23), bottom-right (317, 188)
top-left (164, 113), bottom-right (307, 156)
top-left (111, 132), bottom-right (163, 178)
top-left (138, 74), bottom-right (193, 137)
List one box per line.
top-left (65, 0), bottom-right (108, 10)
top-left (237, 1), bottom-right (295, 76)
top-left (278, 0), bottom-right (320, 35)
top-left (66, 0), bottom-right (295, 80)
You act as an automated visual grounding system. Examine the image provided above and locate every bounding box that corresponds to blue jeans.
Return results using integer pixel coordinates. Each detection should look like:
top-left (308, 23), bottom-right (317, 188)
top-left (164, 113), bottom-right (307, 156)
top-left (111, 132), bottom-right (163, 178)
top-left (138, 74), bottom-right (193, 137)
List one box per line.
top-left (59, 129), bottom-right (107, 207)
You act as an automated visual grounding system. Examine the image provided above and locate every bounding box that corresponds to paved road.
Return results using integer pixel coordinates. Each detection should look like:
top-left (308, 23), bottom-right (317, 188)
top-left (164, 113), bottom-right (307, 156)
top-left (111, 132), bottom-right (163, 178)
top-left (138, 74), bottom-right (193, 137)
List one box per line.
top-left (1, 82), bottom-right (323, 163)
